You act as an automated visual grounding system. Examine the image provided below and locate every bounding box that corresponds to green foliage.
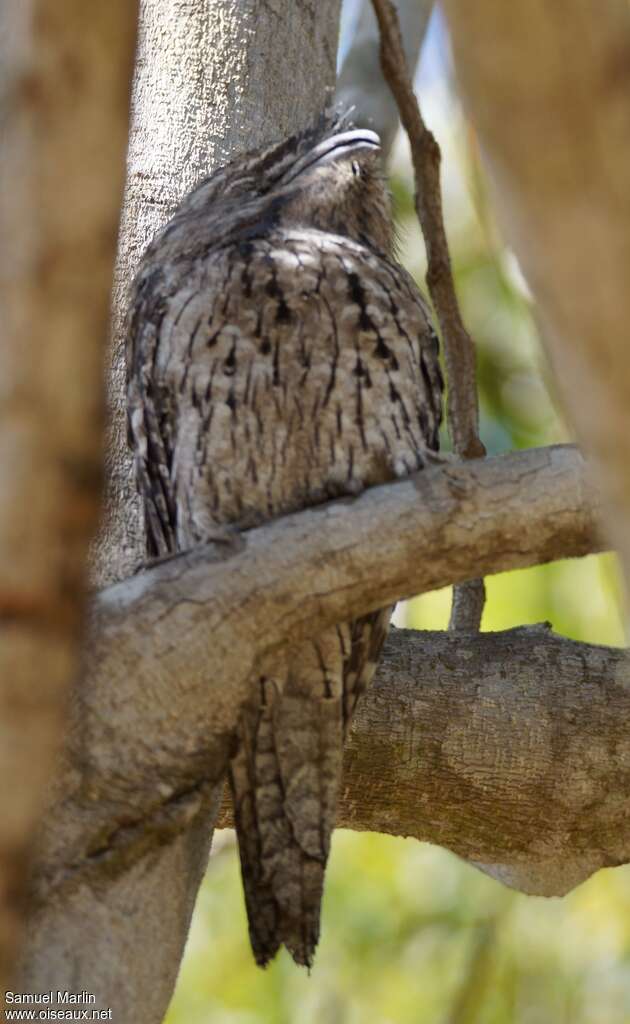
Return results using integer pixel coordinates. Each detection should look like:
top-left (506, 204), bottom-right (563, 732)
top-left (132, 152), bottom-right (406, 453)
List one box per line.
top-left (167, 834), bottom-right (630, 1024)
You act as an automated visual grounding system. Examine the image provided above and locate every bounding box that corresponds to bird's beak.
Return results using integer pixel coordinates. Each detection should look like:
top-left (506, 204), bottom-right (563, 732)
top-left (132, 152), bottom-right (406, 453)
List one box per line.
top-left (280, 129), bottom-right (381, 185)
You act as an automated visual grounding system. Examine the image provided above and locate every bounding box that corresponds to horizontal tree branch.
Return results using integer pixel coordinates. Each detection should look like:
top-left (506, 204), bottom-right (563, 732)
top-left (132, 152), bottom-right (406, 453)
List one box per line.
top-left (18, 443), bottom-right (611, 1014)
top-left (217, 624), bottom-right (630, 896)
top-left (27, 443), bottom-right (601, 896)
top-left (90, 441), bottom-right (600, 764)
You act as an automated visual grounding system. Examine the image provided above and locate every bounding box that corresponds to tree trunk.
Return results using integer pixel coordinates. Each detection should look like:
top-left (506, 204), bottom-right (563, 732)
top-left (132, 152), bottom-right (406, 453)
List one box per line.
top-left (17, 2), bottom-right (342, 1021)
top-left (442, 0), bottom-right (630, 601)
top-left (0, 0), bottom-right (137, 998)
top-left (95, 0), bottom-right (343, 587)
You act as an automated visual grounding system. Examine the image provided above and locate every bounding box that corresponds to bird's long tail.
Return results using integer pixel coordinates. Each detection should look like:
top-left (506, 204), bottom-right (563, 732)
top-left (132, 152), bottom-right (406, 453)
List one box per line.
top-left (228, 612), bottom-right (391, 968)
top-left (229, 628), bottom-right (348, 967)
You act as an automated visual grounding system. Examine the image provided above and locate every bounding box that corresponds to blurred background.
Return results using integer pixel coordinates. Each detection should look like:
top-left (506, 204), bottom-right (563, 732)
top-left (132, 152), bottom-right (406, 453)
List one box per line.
top-left (166, 7), bottom-right (627, 1022)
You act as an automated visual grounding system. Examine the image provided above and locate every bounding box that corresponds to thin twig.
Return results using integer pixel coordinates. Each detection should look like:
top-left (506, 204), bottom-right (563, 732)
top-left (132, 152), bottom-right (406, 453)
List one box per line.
top-left (370, 0), bottom-right (486, 630)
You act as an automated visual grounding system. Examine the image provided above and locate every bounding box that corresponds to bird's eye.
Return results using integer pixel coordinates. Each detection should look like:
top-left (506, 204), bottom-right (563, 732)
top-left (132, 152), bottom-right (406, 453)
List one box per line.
top-left (351, 161), bottom-right (361, 178)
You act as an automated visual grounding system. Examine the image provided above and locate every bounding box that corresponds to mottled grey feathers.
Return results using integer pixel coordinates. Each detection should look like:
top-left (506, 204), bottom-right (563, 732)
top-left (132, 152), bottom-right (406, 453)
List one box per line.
top-left (126, 114), bottom-right (442, 967)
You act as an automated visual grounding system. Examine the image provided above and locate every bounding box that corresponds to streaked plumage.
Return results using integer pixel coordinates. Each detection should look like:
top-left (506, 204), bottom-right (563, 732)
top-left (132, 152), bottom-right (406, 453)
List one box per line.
top-left (126, 114), bottom-right (442, 967)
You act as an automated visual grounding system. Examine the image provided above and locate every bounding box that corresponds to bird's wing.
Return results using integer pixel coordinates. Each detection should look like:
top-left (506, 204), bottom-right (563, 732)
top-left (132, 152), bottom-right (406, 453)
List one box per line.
top-left (126, 263), bottom-right (182, 557)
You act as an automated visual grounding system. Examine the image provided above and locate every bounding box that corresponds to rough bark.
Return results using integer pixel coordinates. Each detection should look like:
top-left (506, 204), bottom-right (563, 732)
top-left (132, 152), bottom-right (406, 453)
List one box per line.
top-left (18, 445), bottom-right (606, 1010)
top-left (219, 624), bottom-right (630, 899)
top-left (79, 446), bottom-right (601, 794)
top-left (441, 0), bottom-right (630, 594)
top-left (16, 2), bottom-right (342, 1020)
top-left (336, 0), bottom-right (434, 158)
top-left (0, 0), bottom-right (137, 996)
top-left (23, 615), bottom-right (630, 1002)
